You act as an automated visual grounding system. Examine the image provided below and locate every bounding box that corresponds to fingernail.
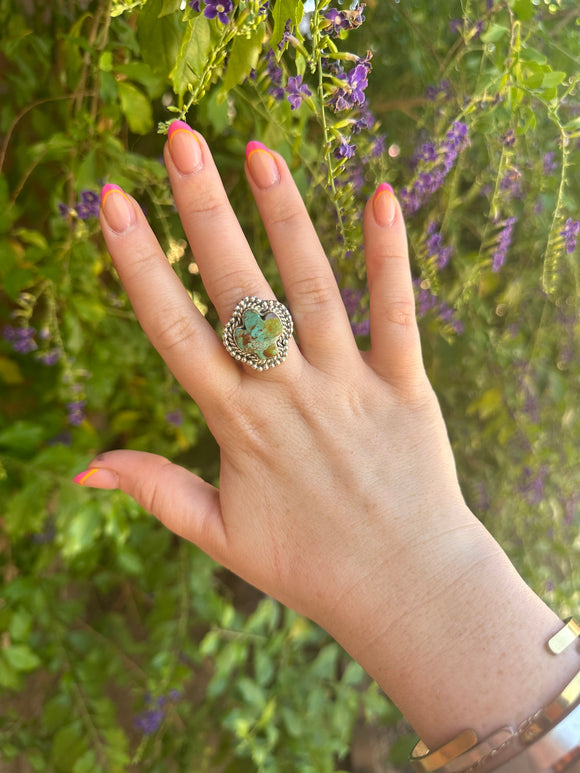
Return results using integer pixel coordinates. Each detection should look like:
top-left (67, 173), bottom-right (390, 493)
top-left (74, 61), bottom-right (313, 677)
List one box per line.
top-left (73, 468), bottom-right (119, 489)
top-left (167, 120), bottom-right (202, 175)
top-left (100, 184), bottom-right (135, 234)
top-left (246, 141), bottom-right (280, 189)
top-left (373, 183), bottom-right (396, 227)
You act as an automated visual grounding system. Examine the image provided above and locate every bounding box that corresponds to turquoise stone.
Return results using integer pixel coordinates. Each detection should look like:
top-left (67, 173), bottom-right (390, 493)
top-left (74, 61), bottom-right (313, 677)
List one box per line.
top-left (234, 310), bottom-right (283, 360)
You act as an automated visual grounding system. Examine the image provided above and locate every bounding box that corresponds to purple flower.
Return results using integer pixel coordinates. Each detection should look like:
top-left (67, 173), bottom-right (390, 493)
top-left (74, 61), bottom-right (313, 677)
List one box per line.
top-left (66, 400), bottom-right (87, 426)
top-left (3, 325), bottom-right (37, 353)
top-left (324, 6), bottom-right (365, 36)
top-left (325, 8), bottom-right (349, 36)
top-left (401, 122), bottom-right (469, 216)
top-left (449, 18), bottom-right (463, 34)
top-left (502, 129), bottom-right (516, 147)
top-left (413, 279), bottom-right (463, 333)
top-left (491, 216), bottom-right (517, 272)
top-left (189, 0), bottom-right (201, 9)
top-left (426, 222), bottom-right (453, 270)
top-left (286, 75), bottom-right (311, 110)
top-left (418, 143), bottom-right (437, 162)
top-left (543, 151), bottom-right (558, 176)
top-left (58, 202), bottom-right (70, 218)
top-left (278, 19), bottom-right (293, 49)
top-left (561, 218), bottom-right (580, 254)
top-left (426, 80), bottom-right (452, 101)
top-left (265, 49), bottom-right (284, 99)
top-left (134, 709), bottom-right (164, 735)
top-left (519, 465), bottom-right (548, 505)
top-left (328, 64), bottom-right (369, 112)
top-left (203, 0), bottom-right (233, 24)
top-left (36, 349), bottom-right (60, 366)
top-left (348, 64), bottom-right (368, 106)
top-left (166, 410), bottom-right (183, 427)
top-left (369, 133), bottom-right (386, 159)
top-left (334, 137), bottom-right (356, 160)
top-left (81, 190), bottom-right (99, 206)
top-left (352, 107), bottom-right (375, 135)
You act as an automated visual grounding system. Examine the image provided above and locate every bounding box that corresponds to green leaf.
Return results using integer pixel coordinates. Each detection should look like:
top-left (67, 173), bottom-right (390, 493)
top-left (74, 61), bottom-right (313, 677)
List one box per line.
top-left (3, 644), bottom-right (41, 672)
top-left (510, 0), bottom-right (535, 20)
top-left (222, 24), bottom-right (264, 93)
top-left (0, 421), bottom-right (45, 453)
top-left (160, 0), bottom-right (182, 15)
top-left (480, 24), bottom-right (509, 43)
top-left (0, 656), bottom-right (20, 689)
top-left (118, 81), bottom-right (153, 134)
top-left (518, 47), bottom-right (547, 65)
top-left (271, 0), bottom-right (303, 47)
top-left (136, 0), bottom-right (183, 78)
top-left (541, 70), bottom-right (566, 89)
top-left (116, 62), bottom-right (165, 98)
top-left (169, 15), bottom-right (212, 99)
top-left (51, 723), bottom-right (87, 770)
top-left (9, 609), bottom-right (33, 641)
top-left (564, 115), bottom-right (580, 132)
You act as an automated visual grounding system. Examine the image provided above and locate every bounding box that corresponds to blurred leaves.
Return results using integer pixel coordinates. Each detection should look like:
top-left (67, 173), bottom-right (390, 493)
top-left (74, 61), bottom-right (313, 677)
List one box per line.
top-left (0, 0), bottom-right (578, 771)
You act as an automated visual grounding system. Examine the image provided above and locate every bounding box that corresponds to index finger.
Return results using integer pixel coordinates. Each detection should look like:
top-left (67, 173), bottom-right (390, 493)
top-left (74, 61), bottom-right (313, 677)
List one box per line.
top-left (99, 183), bottom-right (241, 413)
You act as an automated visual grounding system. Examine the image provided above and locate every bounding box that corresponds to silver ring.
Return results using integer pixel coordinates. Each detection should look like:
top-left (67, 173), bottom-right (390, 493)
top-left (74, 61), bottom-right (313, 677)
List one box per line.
top-left (222, 296), bottom-right (294, 371)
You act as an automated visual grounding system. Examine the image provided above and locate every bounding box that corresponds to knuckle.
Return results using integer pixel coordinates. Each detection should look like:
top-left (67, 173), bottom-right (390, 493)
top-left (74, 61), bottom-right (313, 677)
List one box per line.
top-left (153, 307), bottom-right (198, 353)
top-left (210, 267), bottom-right (262, 316)
top-left (183, 188), bottom-right (226, 219)
top-left (383, 299), bottom-right (416, 328)
top-left (134, 460), bottom-right (173, 517)
top-left (266, 201), bottom-right (305, 230)
top-left (287, 273), bottom-right (335, 311)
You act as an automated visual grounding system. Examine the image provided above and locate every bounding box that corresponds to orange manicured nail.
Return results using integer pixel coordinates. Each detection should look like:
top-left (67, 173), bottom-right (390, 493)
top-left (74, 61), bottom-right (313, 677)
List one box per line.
top-left (246, 141), bottom-right (280, 189)
top-left (167, 120), bottom-right (202, 175)
top-left (73, 468), bottom-right (119, 489)
top-left (373, 183), bottom-right (396, 227)
top-left (100, 184), bottom-right (135, 233)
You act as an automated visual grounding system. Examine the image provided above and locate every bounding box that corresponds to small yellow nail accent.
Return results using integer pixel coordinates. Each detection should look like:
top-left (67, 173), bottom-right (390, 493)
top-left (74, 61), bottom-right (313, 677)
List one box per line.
top-left (77, 469), bottom-right (98, 486)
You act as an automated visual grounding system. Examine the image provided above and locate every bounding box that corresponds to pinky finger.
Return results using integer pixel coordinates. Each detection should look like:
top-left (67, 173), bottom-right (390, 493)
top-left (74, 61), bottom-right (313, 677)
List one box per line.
top-left (363, 184), bottom-right (425, 390)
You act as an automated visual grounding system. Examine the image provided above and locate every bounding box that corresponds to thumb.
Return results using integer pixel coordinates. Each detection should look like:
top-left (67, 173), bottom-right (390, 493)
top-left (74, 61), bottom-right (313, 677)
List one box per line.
top-left (73, 450), bottom-right (227, 559)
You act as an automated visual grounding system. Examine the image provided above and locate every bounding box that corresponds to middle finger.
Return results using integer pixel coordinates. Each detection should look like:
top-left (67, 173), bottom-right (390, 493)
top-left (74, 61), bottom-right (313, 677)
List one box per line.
top-left (164, 121), bottom-right (274, 324)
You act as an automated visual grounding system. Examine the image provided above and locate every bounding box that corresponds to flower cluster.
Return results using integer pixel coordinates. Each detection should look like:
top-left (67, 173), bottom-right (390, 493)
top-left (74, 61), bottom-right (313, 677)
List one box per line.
top-left (134, 690), bottom-right (182, 736)
top-left (561, 218), bottom-right (580, 254)
top-left (341, 287), bottom-right (369, 336)
top-left (542, 151), bottom-right (558, 176)
top-left (58, 190), bottom-right (100, 221)
top-left (425, 221), bottom-right (453, 270)
top-left (3, 324), bottom-right (37, 354)
top-left (491, 216), bottom-right (517, 273)
top-left (65, 399), bottom-right (86, 427)
top-left (328, 61), bottom-right (370, 113)
top-left (265, 49), bottom-right (284, 100)
top-left (3, 323), bottom-right (61, 364)
top-left (189, 0), bottom-right (233, 24)
top-left (413, 280), bottom-right (464, 334)
top-left (286, 75), bottom-right (311, 110)
top-left (425, 80), bottom-right (452, 102)
top-left (400, 122), bottom-right (469, 216)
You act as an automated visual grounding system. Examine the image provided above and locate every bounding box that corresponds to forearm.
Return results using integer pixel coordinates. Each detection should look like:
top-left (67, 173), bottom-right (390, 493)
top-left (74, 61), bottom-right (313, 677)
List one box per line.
top-left (323, 505), bottom-right (579, 753)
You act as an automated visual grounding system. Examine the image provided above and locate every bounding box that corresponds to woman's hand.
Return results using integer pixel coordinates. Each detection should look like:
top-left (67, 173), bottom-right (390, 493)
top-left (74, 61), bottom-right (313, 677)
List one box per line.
top-left (89, 121), bottom-right (474, 621)
top-left (78, 122), bottom-right (574, 749)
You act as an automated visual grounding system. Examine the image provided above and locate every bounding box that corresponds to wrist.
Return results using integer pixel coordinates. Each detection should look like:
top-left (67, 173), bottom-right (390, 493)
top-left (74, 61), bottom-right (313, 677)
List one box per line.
top-left (322, 509), bottom-right (579, 751)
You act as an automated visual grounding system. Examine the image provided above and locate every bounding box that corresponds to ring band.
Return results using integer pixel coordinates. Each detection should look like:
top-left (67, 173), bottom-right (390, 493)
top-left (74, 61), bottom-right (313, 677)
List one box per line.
top-left (222, 296), bottom-right (294, 371)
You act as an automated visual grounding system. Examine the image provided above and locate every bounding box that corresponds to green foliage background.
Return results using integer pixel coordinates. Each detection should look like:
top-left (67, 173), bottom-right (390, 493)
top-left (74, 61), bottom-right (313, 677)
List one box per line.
top-left (0, 0), bottom-right (579, 770)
